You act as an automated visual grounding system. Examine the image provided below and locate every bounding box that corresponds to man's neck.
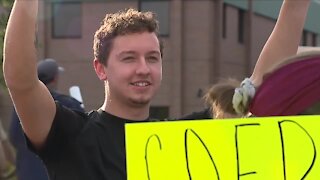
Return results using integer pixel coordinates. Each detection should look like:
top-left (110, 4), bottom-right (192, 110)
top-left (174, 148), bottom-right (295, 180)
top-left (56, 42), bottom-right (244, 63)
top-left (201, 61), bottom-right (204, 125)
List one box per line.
top-left (101, 100), bottom-right (149, 121)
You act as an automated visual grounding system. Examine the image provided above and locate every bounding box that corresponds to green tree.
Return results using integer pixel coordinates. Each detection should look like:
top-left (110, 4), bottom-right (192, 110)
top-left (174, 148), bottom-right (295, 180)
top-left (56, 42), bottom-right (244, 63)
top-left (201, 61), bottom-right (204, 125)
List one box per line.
top-left (0, 0), bottom-right (13, 89)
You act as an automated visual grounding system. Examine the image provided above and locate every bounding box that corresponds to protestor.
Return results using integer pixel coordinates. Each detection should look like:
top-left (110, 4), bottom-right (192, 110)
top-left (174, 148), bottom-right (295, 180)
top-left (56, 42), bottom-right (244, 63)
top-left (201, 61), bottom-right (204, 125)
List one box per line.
top-left (205, 0), bottom-right (311, 118)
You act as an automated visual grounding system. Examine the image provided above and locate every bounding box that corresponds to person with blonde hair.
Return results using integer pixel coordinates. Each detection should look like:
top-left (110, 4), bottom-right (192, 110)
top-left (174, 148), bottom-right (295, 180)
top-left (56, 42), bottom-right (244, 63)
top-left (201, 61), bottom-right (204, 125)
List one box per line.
top-left (203, 78), bottom-right (240, 119)
top-left (205, 51), bottom-right (320, 117)
top-left (205, 0), bottom-right (311, 119)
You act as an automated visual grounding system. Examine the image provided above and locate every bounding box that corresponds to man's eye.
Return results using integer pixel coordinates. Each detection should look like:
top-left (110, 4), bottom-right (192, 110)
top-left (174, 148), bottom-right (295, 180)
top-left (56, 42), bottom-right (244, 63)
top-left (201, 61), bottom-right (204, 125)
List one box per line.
top-left (122, 57), bottom-right (135, 62)
top-left (147, 56), bottom-right (159, 63)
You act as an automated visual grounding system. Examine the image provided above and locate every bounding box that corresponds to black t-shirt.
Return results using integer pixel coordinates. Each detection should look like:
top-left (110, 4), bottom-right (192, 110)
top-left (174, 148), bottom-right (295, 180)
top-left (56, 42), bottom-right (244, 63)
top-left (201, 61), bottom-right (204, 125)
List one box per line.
top-left (27, 103), bottom-right (211, 180)
top-left (28, 103), bottom-right (149, 180)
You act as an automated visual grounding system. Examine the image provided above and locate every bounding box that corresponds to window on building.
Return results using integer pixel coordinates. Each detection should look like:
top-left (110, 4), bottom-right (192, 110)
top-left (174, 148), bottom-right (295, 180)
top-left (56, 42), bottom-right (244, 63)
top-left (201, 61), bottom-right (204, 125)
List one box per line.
top-left (312, 33), bottom-right (318, 47)
top-left (139, 0), bottom-right (170, 36)
top-left (222, 3), bottom-right (227, 39)
top-left (52, 2), bottom-right (82, 39)
top-left (150, 106), bottom-right (169, 120)
top-left (301, 30), bottom-right (308, 46)
top-left (238, 9), bottom-right (245, 44)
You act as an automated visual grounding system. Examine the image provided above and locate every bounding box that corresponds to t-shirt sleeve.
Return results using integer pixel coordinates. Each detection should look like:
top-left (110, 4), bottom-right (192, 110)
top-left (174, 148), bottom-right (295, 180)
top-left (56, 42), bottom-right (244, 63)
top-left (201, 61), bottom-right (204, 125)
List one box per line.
top-left (26, 102), bottom-right (87, 159)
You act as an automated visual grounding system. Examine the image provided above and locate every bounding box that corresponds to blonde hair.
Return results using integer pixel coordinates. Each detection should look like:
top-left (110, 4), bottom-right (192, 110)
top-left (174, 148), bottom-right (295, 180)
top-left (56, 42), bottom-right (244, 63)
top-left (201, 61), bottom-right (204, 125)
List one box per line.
top-left (204, 78), bottom-right (241, 119)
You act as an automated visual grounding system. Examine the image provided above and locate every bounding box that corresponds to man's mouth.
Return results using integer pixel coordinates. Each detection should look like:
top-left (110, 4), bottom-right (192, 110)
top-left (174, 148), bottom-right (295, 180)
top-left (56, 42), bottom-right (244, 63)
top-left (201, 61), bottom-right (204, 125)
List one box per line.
top-left (131, 81), bottom-right (151, 87)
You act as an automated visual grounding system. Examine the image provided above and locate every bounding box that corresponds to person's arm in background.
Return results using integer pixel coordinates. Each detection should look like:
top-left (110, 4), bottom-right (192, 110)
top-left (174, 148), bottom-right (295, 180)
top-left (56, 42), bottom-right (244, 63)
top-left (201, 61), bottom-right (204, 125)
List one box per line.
top-left (3, 0), bottom-right (56, 149)
top-left (250, 0), bottom-right (310, 86)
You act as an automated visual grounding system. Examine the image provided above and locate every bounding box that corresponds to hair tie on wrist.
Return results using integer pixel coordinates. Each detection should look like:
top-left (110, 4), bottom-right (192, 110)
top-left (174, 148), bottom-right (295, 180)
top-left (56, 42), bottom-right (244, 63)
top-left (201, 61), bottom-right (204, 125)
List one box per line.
top-left (232, 78), bottom-right (255, 115)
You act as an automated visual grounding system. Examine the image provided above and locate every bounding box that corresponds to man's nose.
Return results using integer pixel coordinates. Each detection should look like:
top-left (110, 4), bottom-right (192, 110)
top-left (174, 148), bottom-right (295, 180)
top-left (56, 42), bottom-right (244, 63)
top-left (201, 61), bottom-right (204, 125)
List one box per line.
top-left (136, 58), bottom-right (151, 75)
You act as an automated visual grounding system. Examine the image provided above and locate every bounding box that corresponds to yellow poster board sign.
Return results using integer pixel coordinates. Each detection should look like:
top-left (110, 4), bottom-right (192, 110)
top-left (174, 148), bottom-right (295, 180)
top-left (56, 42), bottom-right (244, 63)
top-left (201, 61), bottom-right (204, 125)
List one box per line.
top-left (125, 115), bottom-right (320, 180)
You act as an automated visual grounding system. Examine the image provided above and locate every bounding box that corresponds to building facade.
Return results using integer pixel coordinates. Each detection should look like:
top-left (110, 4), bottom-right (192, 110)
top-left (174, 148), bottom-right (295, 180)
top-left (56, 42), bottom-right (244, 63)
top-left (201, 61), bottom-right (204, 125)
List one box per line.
top-left (1, 0), bottom-right (320, 126)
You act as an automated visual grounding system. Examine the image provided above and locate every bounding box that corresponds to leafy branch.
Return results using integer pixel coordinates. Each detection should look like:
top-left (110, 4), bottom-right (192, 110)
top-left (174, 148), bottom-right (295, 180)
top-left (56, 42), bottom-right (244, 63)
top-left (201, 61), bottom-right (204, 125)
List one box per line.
top-left (0, 0), bottom-right (14, 89)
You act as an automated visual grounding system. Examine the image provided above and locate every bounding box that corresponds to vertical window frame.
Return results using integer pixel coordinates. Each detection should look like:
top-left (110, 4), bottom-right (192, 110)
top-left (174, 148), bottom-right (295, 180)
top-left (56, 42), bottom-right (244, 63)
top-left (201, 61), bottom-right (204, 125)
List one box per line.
top-left (301, 30), bottom-right (308, 46)
top-left (222, 3), bottom-right (227, 39)
top-left (312, 33), bottom-right (318, 47)
top-left (238, 8), bottom-right (245, 44)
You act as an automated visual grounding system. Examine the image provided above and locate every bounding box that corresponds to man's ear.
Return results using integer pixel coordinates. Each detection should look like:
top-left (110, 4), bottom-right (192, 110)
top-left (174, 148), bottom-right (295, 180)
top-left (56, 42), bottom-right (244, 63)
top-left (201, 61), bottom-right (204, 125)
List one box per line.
top-left (93, 59), bottom-right (107, 80)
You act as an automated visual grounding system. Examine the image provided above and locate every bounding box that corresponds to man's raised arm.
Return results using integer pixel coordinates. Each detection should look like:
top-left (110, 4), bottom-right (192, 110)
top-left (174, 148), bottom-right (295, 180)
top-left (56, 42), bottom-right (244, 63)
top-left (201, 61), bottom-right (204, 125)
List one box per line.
top-left (3, 0), bottom-right (56, 149)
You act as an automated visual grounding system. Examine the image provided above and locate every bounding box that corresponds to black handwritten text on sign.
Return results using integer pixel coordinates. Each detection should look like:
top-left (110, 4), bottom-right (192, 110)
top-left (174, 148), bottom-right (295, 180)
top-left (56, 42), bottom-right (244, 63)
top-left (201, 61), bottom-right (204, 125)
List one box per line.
top-left (125, 115), bottom-right (320, 180)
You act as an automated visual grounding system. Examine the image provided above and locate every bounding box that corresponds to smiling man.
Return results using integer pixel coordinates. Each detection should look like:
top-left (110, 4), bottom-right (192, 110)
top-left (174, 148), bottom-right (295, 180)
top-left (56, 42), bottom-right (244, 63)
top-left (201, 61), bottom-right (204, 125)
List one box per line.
top-left (94, 31), bottom-right (162, 119)
top-left (4, 3), bottom-right (163, 179)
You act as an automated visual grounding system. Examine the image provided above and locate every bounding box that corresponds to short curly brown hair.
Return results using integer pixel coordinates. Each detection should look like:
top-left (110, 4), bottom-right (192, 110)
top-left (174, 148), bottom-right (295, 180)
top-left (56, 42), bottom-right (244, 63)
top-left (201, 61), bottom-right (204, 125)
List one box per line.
top-left (93, 8), bottom-right (163, 65)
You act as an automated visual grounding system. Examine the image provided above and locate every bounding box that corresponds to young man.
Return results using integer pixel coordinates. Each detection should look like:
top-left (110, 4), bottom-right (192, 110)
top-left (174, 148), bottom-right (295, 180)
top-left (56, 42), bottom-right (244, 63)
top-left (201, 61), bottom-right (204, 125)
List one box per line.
top-left (3, 0), bottom-right (310, 179)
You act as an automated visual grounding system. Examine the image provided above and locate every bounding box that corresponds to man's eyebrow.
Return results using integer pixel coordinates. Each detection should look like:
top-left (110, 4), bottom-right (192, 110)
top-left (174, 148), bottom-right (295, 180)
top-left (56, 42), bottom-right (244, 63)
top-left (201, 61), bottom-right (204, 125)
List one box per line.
top-left (146, 51), bottom-right (161, 55)
top-left (117, 51), bottom-right (136, 57)
top-left (117, 50), bottom-right (161, 56)
top-left (119, 51), bottom-right (135, 54)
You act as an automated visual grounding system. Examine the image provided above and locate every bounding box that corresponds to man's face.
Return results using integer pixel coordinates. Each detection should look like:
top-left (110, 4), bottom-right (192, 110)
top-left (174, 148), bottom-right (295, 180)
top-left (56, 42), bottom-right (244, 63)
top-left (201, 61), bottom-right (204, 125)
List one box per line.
top-left (105, 32), bottom-right (162, 107)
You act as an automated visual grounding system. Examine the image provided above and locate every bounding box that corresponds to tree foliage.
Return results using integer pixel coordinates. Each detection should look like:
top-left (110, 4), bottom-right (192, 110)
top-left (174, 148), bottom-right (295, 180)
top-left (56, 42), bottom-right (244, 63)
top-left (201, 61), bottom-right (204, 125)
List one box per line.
top-left (0, 0), bottom-right (14, 89)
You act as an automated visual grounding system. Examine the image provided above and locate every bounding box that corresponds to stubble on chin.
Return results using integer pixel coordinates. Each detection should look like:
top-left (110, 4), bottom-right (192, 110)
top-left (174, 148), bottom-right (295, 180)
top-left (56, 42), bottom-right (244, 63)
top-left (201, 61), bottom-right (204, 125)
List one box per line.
top-left (128, 97), bottom-right (150, 107)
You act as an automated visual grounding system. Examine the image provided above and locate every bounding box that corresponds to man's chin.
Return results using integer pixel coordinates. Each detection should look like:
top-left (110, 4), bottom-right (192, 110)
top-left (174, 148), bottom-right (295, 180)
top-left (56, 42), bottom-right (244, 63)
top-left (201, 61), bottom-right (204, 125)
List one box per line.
top-left (129, 98), bottom-right (151, 107)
